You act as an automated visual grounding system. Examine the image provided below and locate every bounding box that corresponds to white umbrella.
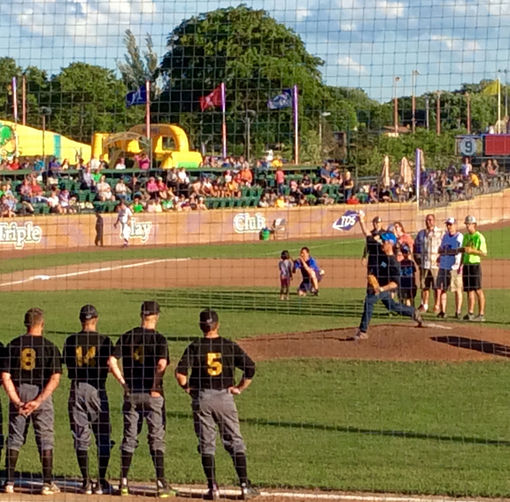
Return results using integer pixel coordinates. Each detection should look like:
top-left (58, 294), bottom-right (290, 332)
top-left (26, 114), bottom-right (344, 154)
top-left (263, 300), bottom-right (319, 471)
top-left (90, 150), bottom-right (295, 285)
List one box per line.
top-left (380, 155), bottom-right (391, 188)
top-left (400, 156), bottom-right (413, 186)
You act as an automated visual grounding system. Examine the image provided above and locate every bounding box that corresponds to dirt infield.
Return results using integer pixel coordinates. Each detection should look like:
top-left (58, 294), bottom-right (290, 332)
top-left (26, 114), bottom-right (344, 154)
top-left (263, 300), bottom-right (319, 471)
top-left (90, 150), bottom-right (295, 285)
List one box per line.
top-left (1, 257), bottom-right (510, 290)
top-left (239, 323), bottom-right (510, 362)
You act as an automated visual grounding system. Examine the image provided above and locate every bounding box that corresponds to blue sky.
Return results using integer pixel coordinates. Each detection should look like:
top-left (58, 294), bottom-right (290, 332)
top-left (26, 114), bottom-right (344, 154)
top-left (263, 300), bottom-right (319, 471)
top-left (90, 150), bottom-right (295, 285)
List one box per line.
top-left (0, 0), bottom-right (509, 102)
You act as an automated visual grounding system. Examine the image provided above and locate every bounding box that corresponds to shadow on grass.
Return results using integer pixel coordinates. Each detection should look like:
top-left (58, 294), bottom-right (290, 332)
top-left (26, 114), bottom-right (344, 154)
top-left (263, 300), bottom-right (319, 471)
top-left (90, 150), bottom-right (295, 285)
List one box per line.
top-left (123, 289), bottom-right (395, 321)
top-left (431, 336), bottom-right (510, 358)
top-left (168, 411), bottom-right (510, 447)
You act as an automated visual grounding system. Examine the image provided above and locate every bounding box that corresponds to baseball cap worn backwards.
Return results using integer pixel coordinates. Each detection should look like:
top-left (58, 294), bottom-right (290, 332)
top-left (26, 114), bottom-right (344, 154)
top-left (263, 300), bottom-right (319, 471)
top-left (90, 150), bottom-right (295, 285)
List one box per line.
top-left (200, 309), bottom-right (219, 327)
top-left (381, 232), bottom-right (397, 245)
top-left (465, 215), bottom-right (477, 224)
top-left (80, 304), bottom-right (98, 321)
top-left (141, 301), bottom-right (160, 315)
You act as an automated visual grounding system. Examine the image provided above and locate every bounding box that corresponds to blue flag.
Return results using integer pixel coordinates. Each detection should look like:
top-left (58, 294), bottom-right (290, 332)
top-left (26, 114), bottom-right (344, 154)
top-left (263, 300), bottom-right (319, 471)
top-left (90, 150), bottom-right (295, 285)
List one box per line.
top-left (267, 89), bottom-right (292, 110)
top-left (332, 210), bottom-right (359, 231)
top-left (126, 85), bottom-right (147, 107)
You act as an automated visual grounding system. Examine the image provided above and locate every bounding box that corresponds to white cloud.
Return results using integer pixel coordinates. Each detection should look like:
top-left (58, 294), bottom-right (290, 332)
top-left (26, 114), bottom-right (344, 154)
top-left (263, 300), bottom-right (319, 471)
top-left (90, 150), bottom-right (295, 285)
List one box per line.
top-left (337, 55), bottom-right (367, 74)
top-left (431, 34), bottom-right (481, 52)
top-left (376, 0), bottom-right (405, 18)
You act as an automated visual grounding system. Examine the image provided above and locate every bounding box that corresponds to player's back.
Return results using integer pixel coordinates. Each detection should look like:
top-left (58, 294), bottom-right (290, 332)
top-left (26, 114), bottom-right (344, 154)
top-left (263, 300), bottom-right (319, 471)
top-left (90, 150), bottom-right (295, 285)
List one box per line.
top-left (4, 334), bottom-right (61, 387)
top-left (63, 331), bottom-right (112, 388)
top-left (114, 327), bottom-right (169, 393)
top-left (177, 337), bottom-right (254, 391)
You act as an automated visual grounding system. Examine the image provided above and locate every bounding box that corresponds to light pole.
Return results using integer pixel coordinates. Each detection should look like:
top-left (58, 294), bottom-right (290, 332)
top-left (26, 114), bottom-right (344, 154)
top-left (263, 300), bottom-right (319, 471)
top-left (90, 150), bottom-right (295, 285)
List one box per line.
top-left (318, 111), bottom-right (331, 154)
top-left (243, 109), bottom-right (256, 163)
top-left (393, 76), bottom-right (400, 134)
top-left (411, 70), bottom-right (420, 133)
top-left (436, 91), bottom-right (441, 136)
top-left (39, 106), bottom-right (52, 169)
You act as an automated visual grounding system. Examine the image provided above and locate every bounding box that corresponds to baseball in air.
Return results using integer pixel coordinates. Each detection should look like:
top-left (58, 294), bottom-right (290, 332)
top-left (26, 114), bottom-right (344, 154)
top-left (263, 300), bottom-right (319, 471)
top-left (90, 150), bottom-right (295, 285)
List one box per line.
top-left (358, 210), bottom-right (365, 217)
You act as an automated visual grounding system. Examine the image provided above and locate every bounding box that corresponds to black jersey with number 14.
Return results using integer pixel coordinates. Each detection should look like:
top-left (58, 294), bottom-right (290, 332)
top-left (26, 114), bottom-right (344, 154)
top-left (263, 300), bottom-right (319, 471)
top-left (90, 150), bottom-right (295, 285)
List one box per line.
top-left (3, 334), bottom-right (62, 387)
top-left (63, 331), bottom-right (113, 388)
top-left (176, 336), bottom-right (256, 391)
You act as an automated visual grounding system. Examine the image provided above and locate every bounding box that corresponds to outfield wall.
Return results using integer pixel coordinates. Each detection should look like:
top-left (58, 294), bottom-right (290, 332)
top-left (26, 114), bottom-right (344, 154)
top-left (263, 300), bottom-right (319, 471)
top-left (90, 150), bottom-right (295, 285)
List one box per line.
top-left (1, 190), bottom-right (509, 251)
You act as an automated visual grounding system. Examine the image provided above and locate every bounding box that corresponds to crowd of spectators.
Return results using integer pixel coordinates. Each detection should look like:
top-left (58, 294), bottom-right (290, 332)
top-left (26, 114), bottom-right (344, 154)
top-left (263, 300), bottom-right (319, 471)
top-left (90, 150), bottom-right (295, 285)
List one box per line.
top-left (0, 153), bottom-right (507, 217)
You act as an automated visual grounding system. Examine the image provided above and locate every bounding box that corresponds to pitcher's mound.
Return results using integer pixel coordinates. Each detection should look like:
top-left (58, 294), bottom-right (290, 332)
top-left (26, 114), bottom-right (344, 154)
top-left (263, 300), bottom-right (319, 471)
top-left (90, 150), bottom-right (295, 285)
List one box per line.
top-left (239, 322), bottom-right (510, 362)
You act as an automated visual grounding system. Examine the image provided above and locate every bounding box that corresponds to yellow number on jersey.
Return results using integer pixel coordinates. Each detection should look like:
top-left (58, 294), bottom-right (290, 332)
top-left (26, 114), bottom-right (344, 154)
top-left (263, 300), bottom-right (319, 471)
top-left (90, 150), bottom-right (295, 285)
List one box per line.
top-left (20, 348), bottom-right (36, 371)
top-left (76, 346), bottom-right (97, 367)
top-left (207, 352), bottom-right (223, 376)
top-left (133, 346), bottom-right (144, 363)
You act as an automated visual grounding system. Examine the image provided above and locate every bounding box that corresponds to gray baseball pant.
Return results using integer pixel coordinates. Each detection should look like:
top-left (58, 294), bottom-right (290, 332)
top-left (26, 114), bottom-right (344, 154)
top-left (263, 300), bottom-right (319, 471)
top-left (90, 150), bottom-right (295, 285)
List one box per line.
top-left (192, 389), bottom-right (246, 456)
top-left (121, 393), bottom-right (166, 453)
top-left (68, 382), bottom-right (112, 453)
top-left (7, 384), bottom-right (54, 451)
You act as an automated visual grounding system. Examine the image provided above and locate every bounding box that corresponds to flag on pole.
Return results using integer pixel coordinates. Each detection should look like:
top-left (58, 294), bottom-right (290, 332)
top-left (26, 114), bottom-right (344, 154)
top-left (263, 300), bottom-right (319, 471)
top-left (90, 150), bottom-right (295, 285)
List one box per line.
top-left (267, 89), bottom-right (292, 110)
top-left (126, 85), bottom-right (147, 107)
top-left (200, 84), bottom-right (223, 111)
top-left (482, 79), bottom-right (501, 96)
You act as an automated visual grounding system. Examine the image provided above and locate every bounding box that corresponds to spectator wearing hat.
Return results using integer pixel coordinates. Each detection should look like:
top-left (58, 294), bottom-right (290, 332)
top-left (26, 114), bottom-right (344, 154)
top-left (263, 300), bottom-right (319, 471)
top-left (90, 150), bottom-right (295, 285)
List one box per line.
top-left (436, 218), bottom-right (464, 318)
top-left (356, 212), bottom-right (423, 339)
top-left (398, 245), bottom-right (417, 306)
top-left (108, 301), bottom-right (175, 497)
top-left (461, 216), bottom-right (487, 321)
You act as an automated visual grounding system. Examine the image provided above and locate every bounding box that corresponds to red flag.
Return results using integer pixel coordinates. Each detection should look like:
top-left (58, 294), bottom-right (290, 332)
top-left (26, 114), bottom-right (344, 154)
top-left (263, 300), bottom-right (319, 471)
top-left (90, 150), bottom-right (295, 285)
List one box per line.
top-left (200, 85), bottom-right (222, 111)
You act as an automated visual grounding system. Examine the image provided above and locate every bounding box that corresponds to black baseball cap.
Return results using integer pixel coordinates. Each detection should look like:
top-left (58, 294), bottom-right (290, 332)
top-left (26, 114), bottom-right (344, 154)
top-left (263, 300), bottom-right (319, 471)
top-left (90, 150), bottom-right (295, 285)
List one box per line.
top-left (141, 301), bottom-right (160, 316)
top-left (372, 216), bottom-right (382, 223)
top-left (199, 309), bottom-right (219, 329)
top-left (79, 304), bottom-right (98, 321)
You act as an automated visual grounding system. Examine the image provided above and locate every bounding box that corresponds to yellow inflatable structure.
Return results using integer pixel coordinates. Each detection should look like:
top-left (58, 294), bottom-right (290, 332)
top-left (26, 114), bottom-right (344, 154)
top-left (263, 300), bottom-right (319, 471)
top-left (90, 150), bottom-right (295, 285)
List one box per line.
top-left (0, 119), bottom-right (91, 162)
top-left (92, 124), bottom-right (202, 169)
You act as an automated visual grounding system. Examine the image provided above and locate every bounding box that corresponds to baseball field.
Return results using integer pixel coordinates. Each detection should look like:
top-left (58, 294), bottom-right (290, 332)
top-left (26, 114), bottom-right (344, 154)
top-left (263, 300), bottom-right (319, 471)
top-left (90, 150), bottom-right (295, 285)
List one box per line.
top-left (0, 220), bottom-right (510, 500)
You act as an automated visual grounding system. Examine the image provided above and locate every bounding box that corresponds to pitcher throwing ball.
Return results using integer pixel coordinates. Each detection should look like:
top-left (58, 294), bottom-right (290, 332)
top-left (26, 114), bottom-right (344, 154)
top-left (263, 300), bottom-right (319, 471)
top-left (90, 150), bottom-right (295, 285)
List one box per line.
top-left (175, 310), bottom-right (259, 500)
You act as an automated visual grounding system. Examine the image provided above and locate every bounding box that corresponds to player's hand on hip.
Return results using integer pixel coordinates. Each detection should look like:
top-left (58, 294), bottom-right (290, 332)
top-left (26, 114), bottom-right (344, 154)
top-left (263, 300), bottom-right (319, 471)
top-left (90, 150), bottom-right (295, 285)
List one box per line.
top-left (150, 390), bottom-right (161, 398)
top-left (228, 386), bottom-right (241, 395)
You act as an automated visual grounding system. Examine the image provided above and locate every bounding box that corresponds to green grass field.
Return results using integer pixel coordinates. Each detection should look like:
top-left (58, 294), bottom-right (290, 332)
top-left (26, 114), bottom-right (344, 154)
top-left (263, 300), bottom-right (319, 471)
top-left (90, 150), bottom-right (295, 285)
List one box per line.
top-left (0, 286), bottom-right (509, 496)
top-left (2, 225), bottom-right (509, 275)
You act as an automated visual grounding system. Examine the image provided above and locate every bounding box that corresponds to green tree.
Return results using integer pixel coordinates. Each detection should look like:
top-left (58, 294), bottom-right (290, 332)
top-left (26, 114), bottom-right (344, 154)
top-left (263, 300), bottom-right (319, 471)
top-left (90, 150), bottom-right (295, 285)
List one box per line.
top-left (49, 63), bottom-right (141, 143)
top-left (117, 29), bottom-right (159, 90)
top-left (156, 5), bottom-right (325, 157)
top-left (0, 58), bottom-right (23, 120)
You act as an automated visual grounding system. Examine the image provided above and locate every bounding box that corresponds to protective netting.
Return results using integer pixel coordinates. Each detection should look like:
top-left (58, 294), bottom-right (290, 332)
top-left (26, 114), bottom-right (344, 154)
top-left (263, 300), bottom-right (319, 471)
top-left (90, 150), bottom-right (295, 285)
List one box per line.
top-left (0, 0), bottom-right (508, 499)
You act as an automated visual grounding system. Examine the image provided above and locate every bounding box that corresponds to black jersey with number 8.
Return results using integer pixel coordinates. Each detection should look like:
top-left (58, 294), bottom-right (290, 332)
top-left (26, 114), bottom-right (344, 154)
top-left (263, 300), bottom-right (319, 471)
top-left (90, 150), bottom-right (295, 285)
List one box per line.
top-left (4, 334), bottom-right (62, 387)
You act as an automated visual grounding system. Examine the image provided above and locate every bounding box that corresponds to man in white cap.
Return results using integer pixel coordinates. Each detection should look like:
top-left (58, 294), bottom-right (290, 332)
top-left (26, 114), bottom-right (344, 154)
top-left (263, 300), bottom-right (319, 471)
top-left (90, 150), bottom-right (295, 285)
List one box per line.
top-left (461, 215), bottom-right (487, 321)
top-left (436, 218), bottom-right (464, 318)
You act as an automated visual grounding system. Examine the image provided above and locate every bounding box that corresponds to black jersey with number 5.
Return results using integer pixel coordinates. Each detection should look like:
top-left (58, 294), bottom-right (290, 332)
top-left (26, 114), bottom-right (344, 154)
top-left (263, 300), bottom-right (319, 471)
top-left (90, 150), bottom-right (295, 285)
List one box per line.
top-left (176, 337), bottom-right (255, 391)
top-left (63, 331), bottom-right (113, 388)
top-left (113, 327), bottom-right (169, 393)
top-left (3, 334), bottom-right (62, 387)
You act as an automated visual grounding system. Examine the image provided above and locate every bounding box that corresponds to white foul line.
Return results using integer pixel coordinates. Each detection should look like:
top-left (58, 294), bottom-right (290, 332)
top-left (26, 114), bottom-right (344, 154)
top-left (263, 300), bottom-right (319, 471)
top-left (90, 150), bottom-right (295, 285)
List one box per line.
top-left (180, 486), bottom-right (489, 502)
top-left (0, 258), bottom-right (190, 288)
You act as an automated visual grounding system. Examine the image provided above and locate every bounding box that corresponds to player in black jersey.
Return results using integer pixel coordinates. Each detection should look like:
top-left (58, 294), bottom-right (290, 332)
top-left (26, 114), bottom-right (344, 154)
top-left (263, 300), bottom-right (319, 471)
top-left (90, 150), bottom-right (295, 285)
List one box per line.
top-left (63, 305), bottom-right (114, 495)
top-left (108, 301), bottom-right (175, 498)
top-left (175, 309), bottom-right (258, 501)
top-left (1, 308), bottom-right (62, 495)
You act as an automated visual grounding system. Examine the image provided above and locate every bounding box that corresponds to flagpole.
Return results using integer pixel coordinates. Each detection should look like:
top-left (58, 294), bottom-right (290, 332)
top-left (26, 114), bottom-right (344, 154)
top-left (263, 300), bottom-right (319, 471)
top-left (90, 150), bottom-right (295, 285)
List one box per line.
top-left (293, 85), bottom-right (299, 165)
top-left (22, 75), bottom-right (26, 125)
top-left (221, 82), bottom-right (227, 158)
top-left (145, 79), bottom-right (151, 168)
top-left (497, 77), bottom-right (501, 133)
top-left (12, 77), bottom-right (18, 156)
top-left (415, 148), bottom-right (421, 212)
